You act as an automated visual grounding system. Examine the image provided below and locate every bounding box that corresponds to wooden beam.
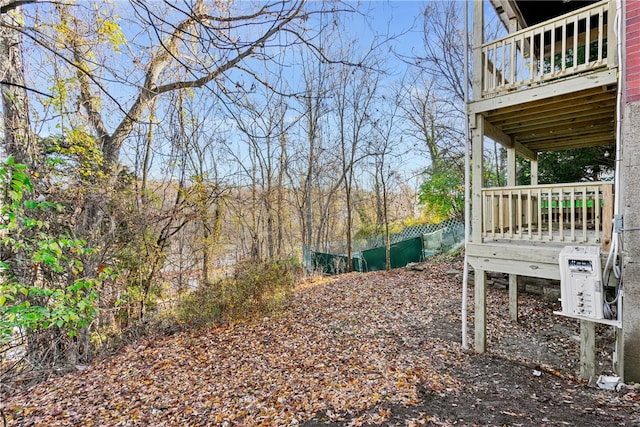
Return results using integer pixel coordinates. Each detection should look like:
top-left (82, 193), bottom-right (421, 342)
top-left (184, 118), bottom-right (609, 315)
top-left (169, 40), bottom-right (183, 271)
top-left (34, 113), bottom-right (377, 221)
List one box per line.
top-left (467, 242), bottom-right (563, 264)
top-left (514, 141), bottom-right (536, 161)
top-left (484, 120), bottom-right (513, 147)
top-left (467, 242), bottom-right (563, 280)
top-left (468, 255), bottom-right (561, 280)
top-left (580, 320), bottom-right (596, 380)
top-left (483, 120), bottom-right (537, 160)
top-left (490, 0), bottom-right (527, 31)
top-left (469, 69), bottom-right (618, 115)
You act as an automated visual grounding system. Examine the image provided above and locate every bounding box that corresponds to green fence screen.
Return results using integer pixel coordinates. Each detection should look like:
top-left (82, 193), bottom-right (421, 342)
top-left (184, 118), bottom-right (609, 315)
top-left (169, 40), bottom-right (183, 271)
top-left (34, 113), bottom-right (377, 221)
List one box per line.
top-left (305, 219), bottom-right (464, 275)
top-left (359, 236), bottom-right (423, 272)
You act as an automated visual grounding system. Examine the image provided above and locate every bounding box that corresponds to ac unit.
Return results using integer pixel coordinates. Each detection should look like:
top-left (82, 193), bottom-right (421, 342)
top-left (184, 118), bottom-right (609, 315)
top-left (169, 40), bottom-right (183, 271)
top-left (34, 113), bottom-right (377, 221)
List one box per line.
top-left (559, 246), bottom-right (604, 320)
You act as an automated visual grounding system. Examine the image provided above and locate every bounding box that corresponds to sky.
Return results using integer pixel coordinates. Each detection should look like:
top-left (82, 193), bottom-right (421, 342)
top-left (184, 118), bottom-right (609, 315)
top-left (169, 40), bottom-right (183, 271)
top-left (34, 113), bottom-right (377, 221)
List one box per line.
top-left (17, 0), bottom-right (461, 189)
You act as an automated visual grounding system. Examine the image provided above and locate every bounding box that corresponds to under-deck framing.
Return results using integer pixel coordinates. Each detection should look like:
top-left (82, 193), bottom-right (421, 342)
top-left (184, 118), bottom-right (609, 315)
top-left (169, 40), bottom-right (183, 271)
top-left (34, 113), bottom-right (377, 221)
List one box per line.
top-left (468, 0), bottom-right (620, 378)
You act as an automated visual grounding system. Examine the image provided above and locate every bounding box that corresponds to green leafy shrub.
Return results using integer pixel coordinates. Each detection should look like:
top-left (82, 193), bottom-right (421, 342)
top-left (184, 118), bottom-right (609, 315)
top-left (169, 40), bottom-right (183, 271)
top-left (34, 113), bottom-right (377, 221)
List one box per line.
top-left (0, 157), bottom-right (105, 364)
top-left (176, 258), bottom-right (302, 326)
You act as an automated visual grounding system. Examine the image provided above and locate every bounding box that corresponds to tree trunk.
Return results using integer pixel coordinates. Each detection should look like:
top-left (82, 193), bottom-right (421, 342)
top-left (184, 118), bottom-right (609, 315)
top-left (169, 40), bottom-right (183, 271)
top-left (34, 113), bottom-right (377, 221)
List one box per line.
top-left (0, 6), bottom-right (37, 164)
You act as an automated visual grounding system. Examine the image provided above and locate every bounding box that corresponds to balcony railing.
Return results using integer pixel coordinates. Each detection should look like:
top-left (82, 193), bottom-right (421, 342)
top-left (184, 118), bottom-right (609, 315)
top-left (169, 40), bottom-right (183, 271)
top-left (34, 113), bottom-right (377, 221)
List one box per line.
top-left (481, 182), bottom-right (614, 247)
top-left (481, 0), bottom-right (613, 97)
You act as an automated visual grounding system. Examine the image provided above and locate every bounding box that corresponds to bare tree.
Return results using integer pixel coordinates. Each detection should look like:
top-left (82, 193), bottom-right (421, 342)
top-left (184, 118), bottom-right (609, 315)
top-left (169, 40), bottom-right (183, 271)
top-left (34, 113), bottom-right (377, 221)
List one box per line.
top-left (331, 49), bottom-right (383, 270)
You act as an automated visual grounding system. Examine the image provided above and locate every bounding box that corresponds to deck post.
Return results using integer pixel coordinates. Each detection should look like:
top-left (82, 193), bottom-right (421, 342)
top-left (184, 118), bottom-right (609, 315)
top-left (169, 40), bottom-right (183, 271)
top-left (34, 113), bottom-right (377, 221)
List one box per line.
top-left (506, 148), bottom-right (519, 321)
top-left (607, 0), bottom-right (618, 68)
top-left (472, 0), bottom-right (484, 98)
top-left (509, 274), bottom-right (519, 321)
top-left (530, 158), bottom-right (538, 185)
top-left (471, 112), bottom-right (485, 352)
top-left (474, 268), bottom-right (487, 352)
top-left (580, 320), bottom-right (596, 380)
top-left (615, 326), bottom-right (624, 378)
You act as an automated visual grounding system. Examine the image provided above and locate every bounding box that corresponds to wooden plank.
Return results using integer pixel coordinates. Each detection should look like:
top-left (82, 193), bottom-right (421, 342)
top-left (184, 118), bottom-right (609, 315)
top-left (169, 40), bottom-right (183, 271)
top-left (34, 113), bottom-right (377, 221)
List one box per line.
top-left (485, 86), bottom-right (615, 121)
top-left (525, 132), bottom-right (615, 152)
top-left (519, 129), bottom-right (615, 147)
top-left (499, 107), bottom-right (615, 134)
top-left (511, 116), bottom-right (614, 141)
top-left (580, 320), bottom-right (596, 380)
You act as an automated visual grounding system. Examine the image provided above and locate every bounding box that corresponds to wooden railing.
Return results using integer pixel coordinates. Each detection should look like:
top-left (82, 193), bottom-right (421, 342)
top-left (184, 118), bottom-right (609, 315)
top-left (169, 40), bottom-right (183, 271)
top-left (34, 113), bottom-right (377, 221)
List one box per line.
top-left (481, 182), bottom-right (614, 247)
top-left (481, 0), bottom-right (613, 96)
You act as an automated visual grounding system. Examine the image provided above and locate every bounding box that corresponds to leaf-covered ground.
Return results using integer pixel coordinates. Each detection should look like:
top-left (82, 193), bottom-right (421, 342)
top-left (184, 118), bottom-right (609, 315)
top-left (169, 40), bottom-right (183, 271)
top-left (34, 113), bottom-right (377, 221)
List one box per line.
top-left (3, 257), bottom-right (640, 426)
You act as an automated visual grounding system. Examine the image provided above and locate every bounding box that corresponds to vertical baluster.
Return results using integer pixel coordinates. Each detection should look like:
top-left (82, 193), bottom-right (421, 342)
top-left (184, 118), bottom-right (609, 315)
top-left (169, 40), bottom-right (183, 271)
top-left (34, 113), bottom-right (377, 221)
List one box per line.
top-left (582, 187), bottom-right (588, 239)
top-left (595, 185), bottom-right (601, 242)
top-left (530, 31), bottom-right (536, 82)
top-left (528, 189), bottom-right (533, 239)
top-left (484, 47), bottom-right (489, 92)
top-left (518, 189), bottom-right (523, 239)
top-left (536, 29), bottom-right (542, 79)
top-left (550, 24), bottom-right (556, 77)
top-left (500, 40), bottom-right (506, 88)
top-left (510, 37), bottom-right (517, 85)
top-left (572, 15), bottom-right (578, 69)
top-left (499, 190), bottom-right (504, 237)
top-left (559, 188), bottom-right (565, 241)
top-left (482, 191), bottom-right (487, 237)
top-left (570, 187), bottom-right (576, 242)
top-left (548, 187), bottom-right (553, 241)
top-left (538, 188), bottom-right (543, 240)
top-left (597, 9), bottom-right (603, 62)
top-left (585, 12), bottom-right (591, 65)
top-left (490, 191), bottom-right (495, 238)
top-left (508, 190), bottom-right (513, 238)
top-left (561, 19), bottom-right (567, 72)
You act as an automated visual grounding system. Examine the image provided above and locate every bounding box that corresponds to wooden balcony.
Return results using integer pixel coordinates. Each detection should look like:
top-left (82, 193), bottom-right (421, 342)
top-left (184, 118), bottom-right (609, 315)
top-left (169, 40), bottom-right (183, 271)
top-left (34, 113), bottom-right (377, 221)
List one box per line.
top-left (481, 182), bottom-right (614, 249)
top-left (481, 0), bottom-right (614, 97)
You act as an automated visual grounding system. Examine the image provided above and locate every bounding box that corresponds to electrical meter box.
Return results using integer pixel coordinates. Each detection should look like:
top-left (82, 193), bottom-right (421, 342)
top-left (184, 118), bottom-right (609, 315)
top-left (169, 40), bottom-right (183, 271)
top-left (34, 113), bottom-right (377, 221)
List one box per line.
top-left (559, 246), bottom-right (604, 319)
